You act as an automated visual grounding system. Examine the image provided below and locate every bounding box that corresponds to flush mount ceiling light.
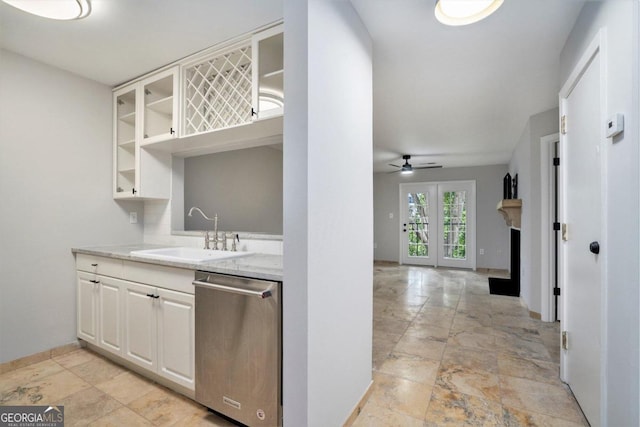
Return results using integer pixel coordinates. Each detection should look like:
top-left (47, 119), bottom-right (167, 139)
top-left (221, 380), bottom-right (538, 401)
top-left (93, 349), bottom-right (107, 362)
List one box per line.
top-left (435, 0), bottom-right (503, 26)
top-left (1, 0), bottom-right (91, 20)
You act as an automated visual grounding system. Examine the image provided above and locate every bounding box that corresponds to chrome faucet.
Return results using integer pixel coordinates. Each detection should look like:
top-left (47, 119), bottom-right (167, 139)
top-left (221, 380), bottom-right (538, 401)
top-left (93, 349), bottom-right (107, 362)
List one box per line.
top-left (187, 207), bottom-right (218, 250)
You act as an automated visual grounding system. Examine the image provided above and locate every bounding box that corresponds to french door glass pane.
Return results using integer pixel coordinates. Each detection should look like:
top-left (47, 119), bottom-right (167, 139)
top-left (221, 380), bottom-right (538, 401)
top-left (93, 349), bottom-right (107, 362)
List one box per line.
top-left (442, 190), bottom-right (467, 259)
top-left (408, 192), bottom-right (429, 257)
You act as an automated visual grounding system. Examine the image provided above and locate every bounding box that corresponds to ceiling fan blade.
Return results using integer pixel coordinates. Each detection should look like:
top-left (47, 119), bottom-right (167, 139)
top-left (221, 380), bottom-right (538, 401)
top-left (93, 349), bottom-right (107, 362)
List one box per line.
top-left (414, 165), bottom-right (443, 170)
top-left (388, 163), bottom-right (401, 168)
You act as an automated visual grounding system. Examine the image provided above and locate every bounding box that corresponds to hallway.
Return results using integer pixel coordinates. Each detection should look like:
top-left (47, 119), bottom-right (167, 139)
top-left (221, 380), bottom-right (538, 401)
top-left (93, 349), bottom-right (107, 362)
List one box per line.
top-left (354, 263), bottom-right (588, 426)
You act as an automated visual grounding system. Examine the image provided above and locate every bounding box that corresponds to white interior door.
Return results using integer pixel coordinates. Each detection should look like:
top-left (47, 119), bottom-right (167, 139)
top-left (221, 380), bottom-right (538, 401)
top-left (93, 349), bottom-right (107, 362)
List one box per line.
top-left (560, 37), bottom-right (603, 427)
top-left (400, 183), bottom-right (437, 266)
top-left (400, 181), bottom-right (475, 269)
top-left (437, 181), bottom-right (475, 269)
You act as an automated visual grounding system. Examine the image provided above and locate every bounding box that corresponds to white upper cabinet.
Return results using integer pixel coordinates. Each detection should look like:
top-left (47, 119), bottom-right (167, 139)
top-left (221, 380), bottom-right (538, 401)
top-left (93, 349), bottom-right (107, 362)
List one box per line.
top-left (112, 24), bottom-right (283, 199)
top-left (252, 24), bottom-right (284, 120)
top-left (114, 86), bottom-right (137, 197)
top-left (141, 68), bottom-right (179, 145)
top-left (113, 68), bottom-right (175, 200)
top-left (182, 41), bottom-right (254, 136)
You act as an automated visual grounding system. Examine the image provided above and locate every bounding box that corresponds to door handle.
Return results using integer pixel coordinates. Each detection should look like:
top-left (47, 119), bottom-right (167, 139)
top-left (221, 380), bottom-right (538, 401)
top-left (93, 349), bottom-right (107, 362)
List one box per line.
top-left (193, 280), bottom-right (273, 299)
top-left (589, 241), bottom-right (600, 255)
top-left (403, 223), bottom-right (407, 233)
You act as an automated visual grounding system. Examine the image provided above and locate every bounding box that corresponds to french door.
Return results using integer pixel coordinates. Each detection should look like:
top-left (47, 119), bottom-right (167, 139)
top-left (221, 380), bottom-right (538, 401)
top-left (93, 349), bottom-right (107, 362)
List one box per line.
top-left (400, 181), bottom-right (475, 269)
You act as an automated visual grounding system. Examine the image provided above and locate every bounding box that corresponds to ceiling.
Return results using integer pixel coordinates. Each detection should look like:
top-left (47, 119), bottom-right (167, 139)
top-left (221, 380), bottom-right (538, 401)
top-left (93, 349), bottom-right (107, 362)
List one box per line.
top-left (0, 0), bottom-right (585, 171)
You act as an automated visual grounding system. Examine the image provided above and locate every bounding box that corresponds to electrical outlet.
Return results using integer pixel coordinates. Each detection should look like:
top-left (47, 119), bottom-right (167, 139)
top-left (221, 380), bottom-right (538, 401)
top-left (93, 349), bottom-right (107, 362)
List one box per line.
top-left (129, 212), bottom-right (138, 224)
top-left (479, 248), bottom-right (485, 255)
top-left (389, 213), bottom-right (394, 219)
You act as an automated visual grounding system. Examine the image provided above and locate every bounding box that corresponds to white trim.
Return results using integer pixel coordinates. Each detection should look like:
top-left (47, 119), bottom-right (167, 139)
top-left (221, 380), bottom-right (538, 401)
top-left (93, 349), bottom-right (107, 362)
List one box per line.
top-left (558, 28), bottom-right (608, 426)
top-left (540, 133), bottom-right (559, 323)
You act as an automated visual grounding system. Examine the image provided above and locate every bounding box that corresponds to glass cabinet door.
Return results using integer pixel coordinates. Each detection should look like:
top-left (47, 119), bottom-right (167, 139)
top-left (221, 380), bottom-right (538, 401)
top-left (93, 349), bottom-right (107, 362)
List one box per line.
top-left (114, 87), bottom-right (137, 197)
top-left (142, 67), bottom-right (178, 144)
top-left (252, 25), bottom-right (283, 120)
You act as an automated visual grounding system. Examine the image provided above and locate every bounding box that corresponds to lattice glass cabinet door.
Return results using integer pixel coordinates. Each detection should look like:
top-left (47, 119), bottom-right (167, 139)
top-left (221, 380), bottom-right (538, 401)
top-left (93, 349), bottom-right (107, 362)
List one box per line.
top-left (114, 86), bottom-right (137, 197)
top-left (183, 43), bottom-right (253, 136)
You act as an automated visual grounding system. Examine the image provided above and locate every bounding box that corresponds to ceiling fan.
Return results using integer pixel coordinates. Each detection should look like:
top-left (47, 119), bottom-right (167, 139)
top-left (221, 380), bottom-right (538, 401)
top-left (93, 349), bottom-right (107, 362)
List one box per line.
top-left (388, 155), bottom-right (442, 174)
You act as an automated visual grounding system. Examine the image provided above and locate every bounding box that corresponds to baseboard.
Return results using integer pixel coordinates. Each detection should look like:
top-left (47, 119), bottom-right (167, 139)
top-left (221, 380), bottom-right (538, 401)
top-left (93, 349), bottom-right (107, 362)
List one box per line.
top-left (342, 380), bottom-right (374, 427)
top-left (476, 268), bottom-right (509, 276)
top-left (0, 341), bottom-right (81, 375)
top-left (373, 260), bottom-right (399, 266)
top-left (529, 310), bottom-right (542, 320)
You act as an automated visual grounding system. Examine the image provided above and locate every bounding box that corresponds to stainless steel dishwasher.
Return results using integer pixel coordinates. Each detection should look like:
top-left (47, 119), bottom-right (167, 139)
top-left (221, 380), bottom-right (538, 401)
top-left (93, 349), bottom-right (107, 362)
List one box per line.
top-left (193, 271), bottom-right (281, 427)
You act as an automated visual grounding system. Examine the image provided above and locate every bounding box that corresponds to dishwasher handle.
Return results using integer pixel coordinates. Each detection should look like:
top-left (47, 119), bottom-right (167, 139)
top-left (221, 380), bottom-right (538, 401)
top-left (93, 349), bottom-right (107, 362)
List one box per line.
top-left (192, 280), bottom-right (273, 299)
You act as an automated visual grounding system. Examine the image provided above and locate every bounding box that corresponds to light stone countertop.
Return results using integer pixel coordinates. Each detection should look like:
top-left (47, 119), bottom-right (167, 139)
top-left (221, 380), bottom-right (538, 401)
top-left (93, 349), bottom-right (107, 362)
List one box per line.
top-left (72, 244), bottom-right (283, 282)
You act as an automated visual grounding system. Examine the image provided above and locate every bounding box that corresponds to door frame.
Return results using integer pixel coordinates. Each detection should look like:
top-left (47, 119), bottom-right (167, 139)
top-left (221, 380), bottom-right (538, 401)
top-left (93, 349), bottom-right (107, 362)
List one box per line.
top-left (398, 180), bottom-right (476, 270)
top-left (540, 133), bottom-right (560, 323)
top-left (558, 28), bottom-right (608, 423)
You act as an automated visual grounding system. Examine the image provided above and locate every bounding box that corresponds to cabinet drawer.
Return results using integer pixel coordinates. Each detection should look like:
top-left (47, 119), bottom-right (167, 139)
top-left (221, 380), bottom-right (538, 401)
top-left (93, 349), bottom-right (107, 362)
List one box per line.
top-left (123, 261), bottom-right (194, 294)
top-left (76, 254), bottom-right (124, 277)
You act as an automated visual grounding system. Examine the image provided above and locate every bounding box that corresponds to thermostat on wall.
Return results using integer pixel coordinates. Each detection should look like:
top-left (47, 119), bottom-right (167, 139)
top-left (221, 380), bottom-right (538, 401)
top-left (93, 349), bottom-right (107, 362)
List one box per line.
top-left (606, 113), bottom-right (624, 138)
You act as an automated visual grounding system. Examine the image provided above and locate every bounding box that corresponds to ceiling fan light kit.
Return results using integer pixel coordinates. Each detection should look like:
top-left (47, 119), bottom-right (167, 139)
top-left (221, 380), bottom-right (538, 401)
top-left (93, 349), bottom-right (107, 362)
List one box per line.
top-left (389, 154), bottom-right (442, 174)
top-left (434, 0), bottom-right (504, 26)
top-left (401, 155), bottom-right (414, 174)
top-left (1, 0), bottom-right (91, 20)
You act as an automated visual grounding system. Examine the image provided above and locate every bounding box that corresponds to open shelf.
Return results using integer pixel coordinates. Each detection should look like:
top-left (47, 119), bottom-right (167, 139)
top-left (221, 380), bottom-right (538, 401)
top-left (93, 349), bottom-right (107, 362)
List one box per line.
top-left (262, 69), bottom-right (283, 79)
top-left (119, 111), bottom-right (136, 125)
top-left (146, 95), bottom-right (173, 115)
top-left (118, 139), bottom-right (135, 148)
top-left (118, 167), bottom-right (136, 175)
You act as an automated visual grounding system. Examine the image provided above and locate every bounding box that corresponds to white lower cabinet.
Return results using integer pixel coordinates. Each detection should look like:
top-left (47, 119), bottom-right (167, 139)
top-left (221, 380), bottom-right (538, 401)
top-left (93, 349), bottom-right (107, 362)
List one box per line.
top-left (123, 281), bottom-right (195, 390)
top-left (157, 288), bottom-right (195, 389)
top-left (76, 257), bottom-right (195, 392)
top-left (98, 277), bottom-right (123, 355)
top-left (77, 272), bottom-right (123, 356)
top-left (123, 281), bottom-right (157, 370)
top-left (77, 272), bottom-right (98, 345)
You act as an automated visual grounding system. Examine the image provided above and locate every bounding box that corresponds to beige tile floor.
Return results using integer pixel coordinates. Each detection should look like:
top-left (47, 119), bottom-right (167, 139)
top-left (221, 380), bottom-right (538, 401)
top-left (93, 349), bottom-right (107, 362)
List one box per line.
top-left (355, 263), bottom-right (588, 426)
top-left (0, 264), bottom-right (587, 426)
top-left (0, 348), bottom-right (236, 426)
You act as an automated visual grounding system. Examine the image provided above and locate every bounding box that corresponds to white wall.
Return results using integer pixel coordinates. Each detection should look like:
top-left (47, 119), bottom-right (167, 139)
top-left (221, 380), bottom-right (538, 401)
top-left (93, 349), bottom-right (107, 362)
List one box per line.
top-left (374, 165), bottom-right (510, 270)
top-left (508, 108), bottom-right (559, 314)
top-left (559, 2), bottom-right (639, 426)
top-left (283, 1), bottom-right (373, 425)
top-left (0, 50), bottom-right (144, 363)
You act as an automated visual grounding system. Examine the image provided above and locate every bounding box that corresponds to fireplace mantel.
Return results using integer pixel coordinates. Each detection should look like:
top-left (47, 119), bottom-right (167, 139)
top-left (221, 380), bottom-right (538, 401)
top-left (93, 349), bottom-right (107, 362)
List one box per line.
top-left (497, 199), bottom-right (522, 229)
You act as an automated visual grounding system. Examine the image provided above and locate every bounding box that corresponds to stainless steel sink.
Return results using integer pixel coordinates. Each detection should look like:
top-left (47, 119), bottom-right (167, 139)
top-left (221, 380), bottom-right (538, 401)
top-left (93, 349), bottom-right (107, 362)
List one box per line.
top-left (130, 247), bottom-right (253, 263)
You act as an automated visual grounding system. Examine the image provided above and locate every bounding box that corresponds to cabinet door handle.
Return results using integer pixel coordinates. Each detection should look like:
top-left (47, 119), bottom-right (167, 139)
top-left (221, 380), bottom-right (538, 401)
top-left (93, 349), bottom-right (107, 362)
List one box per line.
top-left (251, 108), bottom-right (257, 117)
top-left (146, 293), bottom-right (160, 299)
top-left (170, 127), bottom-right (175, 135)
top-left (132, 188), bottom-right (137, 195)
top-left (90, 280), bottom-right (100, 284)
top-left (91, 263), bottom-right (98, 267)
